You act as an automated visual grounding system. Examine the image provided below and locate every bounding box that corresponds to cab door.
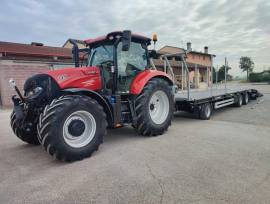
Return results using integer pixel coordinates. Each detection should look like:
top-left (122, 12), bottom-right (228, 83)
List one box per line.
top-left (117, 41), bottom-right (148, 93)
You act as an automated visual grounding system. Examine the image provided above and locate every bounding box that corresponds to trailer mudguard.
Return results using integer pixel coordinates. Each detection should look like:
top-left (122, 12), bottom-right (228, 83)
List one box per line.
top-left (130, 70), bottom-right (173, 95)
top-left (62, 88), bottom-right (114, 127)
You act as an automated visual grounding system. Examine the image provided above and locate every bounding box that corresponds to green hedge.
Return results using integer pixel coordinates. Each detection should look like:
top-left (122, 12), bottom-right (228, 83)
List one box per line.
top-left (249, 71), bottom-right (270, 82)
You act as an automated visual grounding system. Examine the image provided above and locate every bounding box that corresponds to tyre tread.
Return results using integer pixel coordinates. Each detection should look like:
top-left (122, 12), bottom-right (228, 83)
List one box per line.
top-left (37, 95), bottom-right (106, 161)
top-left (134, 78), bottom-right (173, 136)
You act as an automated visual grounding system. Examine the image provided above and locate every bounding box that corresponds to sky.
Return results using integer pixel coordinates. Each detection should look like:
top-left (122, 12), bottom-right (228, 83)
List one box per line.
top-left (0, 0), bottom-right (269, 77)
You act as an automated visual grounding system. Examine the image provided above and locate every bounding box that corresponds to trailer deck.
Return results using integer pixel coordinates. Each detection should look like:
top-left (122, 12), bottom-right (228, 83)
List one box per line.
top-left (173, 85), bottom-right (262, 119)
top-left (154, 51), bottom-right (263, 119)
top-left (175, 85), bottom-right (250, 102)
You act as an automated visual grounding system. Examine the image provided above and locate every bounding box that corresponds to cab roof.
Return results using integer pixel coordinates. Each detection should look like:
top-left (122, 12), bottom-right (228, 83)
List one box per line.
top-left (84, 31), bottom-right (151, 47)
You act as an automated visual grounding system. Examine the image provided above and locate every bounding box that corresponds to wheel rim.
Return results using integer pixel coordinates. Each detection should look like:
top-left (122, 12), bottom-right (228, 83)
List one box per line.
top-left (239, 95), bottom-right (243, 105)
top-left (63, 110), bottom-right (96, 148)
top-left (149, 90), bottom-right (170, 124)
top-left (205, 105), bottom-right (211, 118)
top-left (245, 94), bottom-right (249, 103)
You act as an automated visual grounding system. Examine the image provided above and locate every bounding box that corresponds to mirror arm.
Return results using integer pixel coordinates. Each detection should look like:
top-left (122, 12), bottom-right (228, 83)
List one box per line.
top-left (114, 37), bottom-right (122, 47)
top-left (69, 39), bottom-right (80, 67)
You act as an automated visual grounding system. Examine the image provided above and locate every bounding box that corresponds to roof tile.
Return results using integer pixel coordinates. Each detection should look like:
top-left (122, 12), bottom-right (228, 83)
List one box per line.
top-left (0, 41), bottom-right (72, 58)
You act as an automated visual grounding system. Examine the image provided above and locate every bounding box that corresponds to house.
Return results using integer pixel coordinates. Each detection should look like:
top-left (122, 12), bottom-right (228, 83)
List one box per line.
top-left (0, 41), bottom-right (73, 107)
top-left (154, 43), bottom-right (215, 89)
top-left (62, 39), bottom-right (86, 49)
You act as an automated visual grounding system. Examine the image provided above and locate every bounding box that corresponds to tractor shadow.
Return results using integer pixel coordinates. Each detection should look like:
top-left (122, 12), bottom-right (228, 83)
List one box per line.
top-left (5, 126), bottom-right (144, 165)
top-left (174, 111), bottom-right (196, 120)
top-left (105, 126), bottom-right (142, 144)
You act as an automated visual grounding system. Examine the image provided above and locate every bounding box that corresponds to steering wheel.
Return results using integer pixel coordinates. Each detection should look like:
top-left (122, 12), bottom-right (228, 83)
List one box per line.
top-left (97, 60), bottom-right (114, 73)
top-left (126, 63), bottom-right (141, 76)
top-left (98, 60), bottom-right (113, 66)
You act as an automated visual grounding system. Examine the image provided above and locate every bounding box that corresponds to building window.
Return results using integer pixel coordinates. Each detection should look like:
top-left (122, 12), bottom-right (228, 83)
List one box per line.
top-left (203, 56), bottom-right (205, 60)
top-left (175, 57), bottom-right (181, 61)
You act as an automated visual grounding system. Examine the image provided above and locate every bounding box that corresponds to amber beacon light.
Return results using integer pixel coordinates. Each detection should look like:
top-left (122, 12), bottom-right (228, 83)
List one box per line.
top-left (152, 33), bottom-right (158, 49)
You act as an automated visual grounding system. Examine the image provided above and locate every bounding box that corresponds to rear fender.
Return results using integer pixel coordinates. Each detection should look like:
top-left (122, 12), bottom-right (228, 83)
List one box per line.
top-left (130, 70), bottom-right (173, 95)
top-left (62, 88), bottom-right (113, 127)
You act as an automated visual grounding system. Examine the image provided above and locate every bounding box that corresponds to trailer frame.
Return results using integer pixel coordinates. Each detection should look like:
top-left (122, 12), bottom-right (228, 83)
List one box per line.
top-left (154, 51), bottom-right (262, 119)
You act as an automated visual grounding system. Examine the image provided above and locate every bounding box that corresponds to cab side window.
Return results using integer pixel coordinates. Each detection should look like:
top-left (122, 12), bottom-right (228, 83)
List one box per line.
top-left (117, 42), bottom-right (147, 76)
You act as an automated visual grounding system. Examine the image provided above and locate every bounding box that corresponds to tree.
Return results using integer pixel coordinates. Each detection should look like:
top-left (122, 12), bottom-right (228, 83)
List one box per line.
top-left (239, 56), bottom-right (254, 81)
top-left (212, 65), bottom-right (232, 82)
top-left (212, 67), bottom-right (218, 82)
top-left (215, 65), bottom-right (232, 82)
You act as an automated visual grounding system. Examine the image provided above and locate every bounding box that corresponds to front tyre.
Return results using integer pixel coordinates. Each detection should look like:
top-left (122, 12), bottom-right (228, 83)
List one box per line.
top-left (37, 95), bottom-right (107, 161)
top-left (134, 78), bottom-right (174, 136)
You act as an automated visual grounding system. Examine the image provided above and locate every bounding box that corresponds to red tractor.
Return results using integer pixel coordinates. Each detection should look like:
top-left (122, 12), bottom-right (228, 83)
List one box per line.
top-left (10, 31), bottom-right (174, 161)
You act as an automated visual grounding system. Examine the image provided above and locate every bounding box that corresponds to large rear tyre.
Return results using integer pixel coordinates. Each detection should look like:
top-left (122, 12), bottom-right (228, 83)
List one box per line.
top-left (10, 111), bottom-right (40, 145)
top-left (37, 95), bottom-right (107, 161)
top-left (134, 78), bottom-right (174, 136)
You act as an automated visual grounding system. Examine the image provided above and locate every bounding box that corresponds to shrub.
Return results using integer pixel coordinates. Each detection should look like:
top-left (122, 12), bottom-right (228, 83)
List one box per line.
top-left (249, 71), bottom-right (270, 82)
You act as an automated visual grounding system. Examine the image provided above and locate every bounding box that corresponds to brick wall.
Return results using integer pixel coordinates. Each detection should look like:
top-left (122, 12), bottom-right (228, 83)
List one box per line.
top-left (186, 53), bottom-right (212, 67)
top-left (0, 61), bottom-right (50, 108)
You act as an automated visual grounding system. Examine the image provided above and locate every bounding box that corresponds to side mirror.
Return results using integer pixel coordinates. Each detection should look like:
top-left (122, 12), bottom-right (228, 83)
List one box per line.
top-left (69, 39), bottom-right (80, 67)
top-left (122, 30), bottom-right (131, 51)
top-left (149, 50), bottom-right (158, 59)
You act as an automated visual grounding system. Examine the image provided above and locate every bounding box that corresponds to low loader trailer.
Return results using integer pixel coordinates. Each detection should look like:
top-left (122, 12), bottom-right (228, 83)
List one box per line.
top-left (174, 86), bottom-right (261, 119)
top-left (158, 52), bottom-right (262, 119)
top-left (9, 31), bottom-right (262, 161)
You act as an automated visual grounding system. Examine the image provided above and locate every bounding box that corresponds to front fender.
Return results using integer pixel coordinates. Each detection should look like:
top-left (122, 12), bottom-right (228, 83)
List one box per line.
top-left (62, 88), bottom-right (113, 127)
top-left (130, 70), bottom-right (173, 95)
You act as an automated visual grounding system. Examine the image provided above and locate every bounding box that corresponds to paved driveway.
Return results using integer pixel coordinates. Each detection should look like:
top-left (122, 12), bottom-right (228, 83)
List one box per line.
top-left (0, 84), bottom-right (269, 204)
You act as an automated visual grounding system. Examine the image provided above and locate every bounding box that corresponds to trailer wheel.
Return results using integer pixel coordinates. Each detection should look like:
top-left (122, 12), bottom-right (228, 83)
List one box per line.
top-left (199, 103), bottom-right (212, 120)
top-left (235, 94), bottom-right (243, 107)
top-left (242, 92), bottom-right (249, 105)
top-left (37, 95), bottom-right (107, 161)
top-left (134, 78), bottom-right (174, 136)
top-left (10, 111), bottom-right (40, 145)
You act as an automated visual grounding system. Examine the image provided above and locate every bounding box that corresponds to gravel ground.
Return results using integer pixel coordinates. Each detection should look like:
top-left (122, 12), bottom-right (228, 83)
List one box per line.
top-left (0, 83), bottom-right (269, 204)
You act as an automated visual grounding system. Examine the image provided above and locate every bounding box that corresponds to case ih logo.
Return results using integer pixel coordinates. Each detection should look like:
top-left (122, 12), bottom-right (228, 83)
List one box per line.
top-left (58, 74), bottom-right (68, 81)
top-left (81, 79), bottom-right (95, 86)
top-left (86, 70), bottom-right (97, 75)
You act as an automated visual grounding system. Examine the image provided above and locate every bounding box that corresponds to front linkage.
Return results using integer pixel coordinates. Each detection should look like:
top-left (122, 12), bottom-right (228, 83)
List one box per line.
top-left (9, 77), bottom-right (108, 161)
top-left (10, 80), bottom-right (42, 145)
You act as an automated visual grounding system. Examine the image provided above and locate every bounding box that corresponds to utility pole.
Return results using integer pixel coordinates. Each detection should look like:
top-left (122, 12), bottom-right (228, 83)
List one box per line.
top-left (216, 65), bottom-right (218, 84)
top-left (225, 57), bottom-right (227, 92)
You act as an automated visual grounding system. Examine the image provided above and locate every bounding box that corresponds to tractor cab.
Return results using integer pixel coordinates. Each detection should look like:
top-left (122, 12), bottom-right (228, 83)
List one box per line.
top-left (72, 31), bottom-right (151, 94)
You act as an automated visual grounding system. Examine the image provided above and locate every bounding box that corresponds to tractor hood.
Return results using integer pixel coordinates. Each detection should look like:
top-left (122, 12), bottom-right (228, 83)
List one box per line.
top-left (45, 66), bottom-right (102, 91)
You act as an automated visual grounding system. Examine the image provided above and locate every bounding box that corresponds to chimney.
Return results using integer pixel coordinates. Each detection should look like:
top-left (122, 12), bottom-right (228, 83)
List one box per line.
top-left (31, 42), bottom-right (44, 46)
top-left (204, 46), bottom-right (208, 54)
top-left (187, 42), bottom-right (192, 51)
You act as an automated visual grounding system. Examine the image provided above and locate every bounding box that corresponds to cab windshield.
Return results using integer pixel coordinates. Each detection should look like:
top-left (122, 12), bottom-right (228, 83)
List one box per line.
top-left (88, 45), bottom-right (113, 66)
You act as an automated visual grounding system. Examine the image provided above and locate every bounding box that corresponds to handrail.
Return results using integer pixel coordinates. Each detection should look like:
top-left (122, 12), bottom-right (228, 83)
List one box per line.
top-left (180, 55), bottom-right (190, 100)
top-left (149, 58), bottom-right (157, 70)
top-left (162, 56), bottom-right (175, 84)
top-left (160, 52), bottom-right (190, 100)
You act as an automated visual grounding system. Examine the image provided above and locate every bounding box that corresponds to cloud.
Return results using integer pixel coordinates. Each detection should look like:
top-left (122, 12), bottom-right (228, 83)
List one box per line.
top-left (0, 0), bottom-right (269, 76)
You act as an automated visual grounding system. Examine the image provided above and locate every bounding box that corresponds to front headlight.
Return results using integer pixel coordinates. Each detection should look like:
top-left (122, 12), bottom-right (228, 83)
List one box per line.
top-left (9, 78), bottom-right (16, 90)
top-left (26, 86), bottom-right (43, 98)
